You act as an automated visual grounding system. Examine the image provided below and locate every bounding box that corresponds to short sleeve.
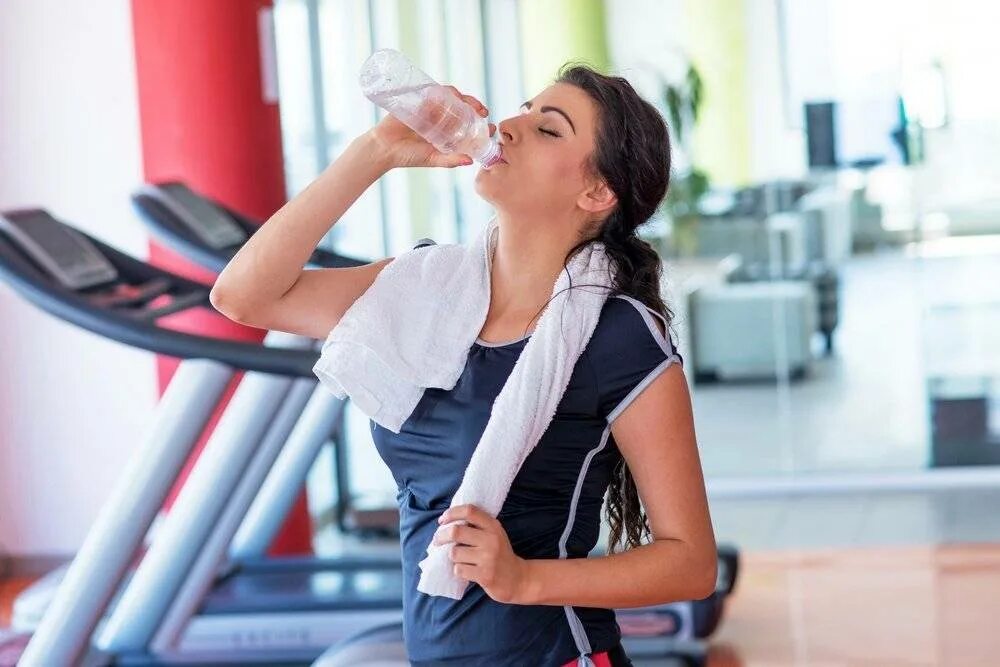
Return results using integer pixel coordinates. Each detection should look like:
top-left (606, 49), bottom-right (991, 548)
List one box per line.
top-left (588, 295), bottom-right (683, 423)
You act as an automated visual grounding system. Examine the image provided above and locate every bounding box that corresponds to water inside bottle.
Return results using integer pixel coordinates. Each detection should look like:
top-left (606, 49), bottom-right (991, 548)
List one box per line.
top-left (366, 81), bottom-right (436, 108)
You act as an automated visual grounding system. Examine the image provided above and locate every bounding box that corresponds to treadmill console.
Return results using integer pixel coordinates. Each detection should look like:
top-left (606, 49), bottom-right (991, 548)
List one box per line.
top-left (150, 182), bottom-right (248, 250)
top-left (0, 210), bottom-right (118, 290)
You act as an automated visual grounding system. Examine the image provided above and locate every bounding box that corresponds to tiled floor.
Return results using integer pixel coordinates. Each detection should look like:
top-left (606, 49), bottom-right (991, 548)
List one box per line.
top-left (693, 543), bottom-right (1000, 667)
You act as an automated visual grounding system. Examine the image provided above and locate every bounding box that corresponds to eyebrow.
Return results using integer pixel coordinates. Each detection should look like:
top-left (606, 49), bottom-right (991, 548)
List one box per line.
top-left (520, 100), bottom-right (576, 135)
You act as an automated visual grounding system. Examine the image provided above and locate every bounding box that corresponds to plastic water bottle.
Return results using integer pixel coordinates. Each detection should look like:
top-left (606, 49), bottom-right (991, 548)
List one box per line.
top-left (359, 48), bottom-right (503, 169)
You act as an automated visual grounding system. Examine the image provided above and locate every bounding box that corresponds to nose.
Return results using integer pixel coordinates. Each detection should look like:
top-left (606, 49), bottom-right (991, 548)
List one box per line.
top-left (497, 119), bottom-right (515, 145)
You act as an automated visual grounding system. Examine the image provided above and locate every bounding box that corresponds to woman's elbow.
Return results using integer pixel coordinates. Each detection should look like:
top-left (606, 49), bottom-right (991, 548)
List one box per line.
top-left (694, 555), bottom-right (718, 600)
top-left (209, 283), bottom-right (251, 323)
top-left (686, 543), bottom-right (718, 601)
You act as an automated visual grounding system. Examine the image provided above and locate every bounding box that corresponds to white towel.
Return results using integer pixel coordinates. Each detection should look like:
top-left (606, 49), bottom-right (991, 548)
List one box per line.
top-left (313, 215), bottom-right (614, 599)
top-left (312, 220), bottom-right (494, 433)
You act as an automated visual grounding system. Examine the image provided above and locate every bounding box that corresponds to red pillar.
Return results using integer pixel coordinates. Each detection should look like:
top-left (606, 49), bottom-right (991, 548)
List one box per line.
top-left (131, 0), bottom-right (312, 555)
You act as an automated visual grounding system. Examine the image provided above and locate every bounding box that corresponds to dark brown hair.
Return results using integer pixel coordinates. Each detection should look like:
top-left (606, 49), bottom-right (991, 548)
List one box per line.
top-left (522, 62), bottom-right (676, 554)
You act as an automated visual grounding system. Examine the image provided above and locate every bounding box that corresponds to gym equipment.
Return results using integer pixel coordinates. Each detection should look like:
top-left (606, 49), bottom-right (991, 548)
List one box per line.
top-left (729, 257), bottom-right (839, 356)
top-left (132, 181), bottom-right (401, 540)
top-left (690, 280), bottom-right (818, 382)
top-left (692, 179), bottom-right (845, 357)
top-left (0, 209), bottom-right (402, 665)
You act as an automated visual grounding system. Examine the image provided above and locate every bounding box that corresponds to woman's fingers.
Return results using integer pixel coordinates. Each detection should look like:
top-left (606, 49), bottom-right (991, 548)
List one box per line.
top-left (431, 151), bottom-right (473, 169)
top-left (449, 544), bottom-right (478, 565)
top-left (445, 84), bottom-right (488, 118)
top-left (425, 85), bottom-right (489, 167)
top-left (469, 98), bottom-right (488, 117)
top-left (434, 522), bottom-right (484, 546)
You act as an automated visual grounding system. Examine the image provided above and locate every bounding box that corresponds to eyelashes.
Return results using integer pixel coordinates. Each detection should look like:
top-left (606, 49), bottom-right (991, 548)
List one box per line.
top-left (518, 108), bottom-right (561, 138)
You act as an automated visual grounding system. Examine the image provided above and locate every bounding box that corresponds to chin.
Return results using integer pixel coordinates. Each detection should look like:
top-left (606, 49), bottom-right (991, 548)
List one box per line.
top-left (473, 176), bottom-right (501, 204)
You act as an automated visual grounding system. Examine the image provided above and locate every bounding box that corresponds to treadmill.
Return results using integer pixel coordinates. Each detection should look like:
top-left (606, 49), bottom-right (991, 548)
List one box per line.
top-left (0, 209), bottom-right (405, 666)
top-left (132, 181), bottom-right (402, 541)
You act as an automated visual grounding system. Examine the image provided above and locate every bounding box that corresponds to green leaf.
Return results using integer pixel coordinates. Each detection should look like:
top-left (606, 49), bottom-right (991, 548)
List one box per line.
top-left (665, 86), bottom-right (683, 142)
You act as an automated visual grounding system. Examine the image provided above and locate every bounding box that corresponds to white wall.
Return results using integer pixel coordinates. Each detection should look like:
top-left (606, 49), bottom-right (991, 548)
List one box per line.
top-left (0, 1), bottom-right (155, 556)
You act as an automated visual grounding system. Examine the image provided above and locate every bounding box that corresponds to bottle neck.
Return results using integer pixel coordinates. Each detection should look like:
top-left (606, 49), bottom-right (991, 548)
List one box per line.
top-left (477, 139), bottom-right (502, 168)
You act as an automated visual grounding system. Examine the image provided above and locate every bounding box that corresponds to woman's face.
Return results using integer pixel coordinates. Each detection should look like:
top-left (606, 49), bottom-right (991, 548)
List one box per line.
top-left (475, 82), bottom-right (608, 220)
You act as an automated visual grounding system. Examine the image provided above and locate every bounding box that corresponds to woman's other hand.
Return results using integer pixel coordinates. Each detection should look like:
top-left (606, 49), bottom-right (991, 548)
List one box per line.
top-left (433, 504), bottom-right (535, 605)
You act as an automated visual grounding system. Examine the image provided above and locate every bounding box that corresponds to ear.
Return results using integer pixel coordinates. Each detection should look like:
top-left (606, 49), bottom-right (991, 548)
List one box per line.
top-left (578, 178), bottom-right (617, 217)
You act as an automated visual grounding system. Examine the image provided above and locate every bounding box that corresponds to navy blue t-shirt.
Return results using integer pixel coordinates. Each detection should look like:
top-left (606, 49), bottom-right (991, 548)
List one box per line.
top-left (370, 294), bottom-right (684, 666)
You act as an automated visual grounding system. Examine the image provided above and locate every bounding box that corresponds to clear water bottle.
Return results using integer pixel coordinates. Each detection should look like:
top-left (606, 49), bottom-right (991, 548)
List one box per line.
top-left (359, 48), bottom-right (503, 169)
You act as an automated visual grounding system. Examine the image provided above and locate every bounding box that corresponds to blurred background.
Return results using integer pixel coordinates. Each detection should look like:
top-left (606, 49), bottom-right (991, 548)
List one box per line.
top-left (2, 0), bottom-right (999, 664)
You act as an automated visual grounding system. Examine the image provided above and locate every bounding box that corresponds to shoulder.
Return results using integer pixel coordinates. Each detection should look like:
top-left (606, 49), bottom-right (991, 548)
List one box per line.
top-left (588, 294), bottom-right (676, 360)
top-left (586, 294), bottom-right (683, 420)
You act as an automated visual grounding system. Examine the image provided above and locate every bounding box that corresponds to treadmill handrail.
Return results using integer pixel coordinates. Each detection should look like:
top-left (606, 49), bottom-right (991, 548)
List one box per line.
top-left (0, 224), bottom-right (320, 377)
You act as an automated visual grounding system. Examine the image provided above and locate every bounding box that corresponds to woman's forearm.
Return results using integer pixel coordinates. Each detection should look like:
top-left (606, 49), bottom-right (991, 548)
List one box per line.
top-left (520, 539), bottom-right (716, 608)
top-left (210, 132), bottom-right (390, 317)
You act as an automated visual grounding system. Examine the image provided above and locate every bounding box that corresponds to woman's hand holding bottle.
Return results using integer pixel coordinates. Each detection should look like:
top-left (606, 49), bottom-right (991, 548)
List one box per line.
top-left (364, 85), bottom-right (497, 171)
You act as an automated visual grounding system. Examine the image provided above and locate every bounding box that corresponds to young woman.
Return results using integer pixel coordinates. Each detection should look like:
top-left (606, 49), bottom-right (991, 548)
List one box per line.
top-left (211, 63), bottom-right (716, 667)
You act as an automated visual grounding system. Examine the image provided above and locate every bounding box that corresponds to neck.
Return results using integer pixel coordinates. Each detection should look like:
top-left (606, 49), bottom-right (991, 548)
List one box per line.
top-left (487, 210), bottom-right (584, 315)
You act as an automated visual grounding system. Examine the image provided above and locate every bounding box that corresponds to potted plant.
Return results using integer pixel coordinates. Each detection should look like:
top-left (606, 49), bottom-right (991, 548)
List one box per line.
top-left (637, 58), bottom-right (709, 257)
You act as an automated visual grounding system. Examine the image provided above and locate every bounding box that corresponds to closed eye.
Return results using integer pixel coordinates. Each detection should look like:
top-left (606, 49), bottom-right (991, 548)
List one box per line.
top-left (539, 128), bottom-right (560, 137)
